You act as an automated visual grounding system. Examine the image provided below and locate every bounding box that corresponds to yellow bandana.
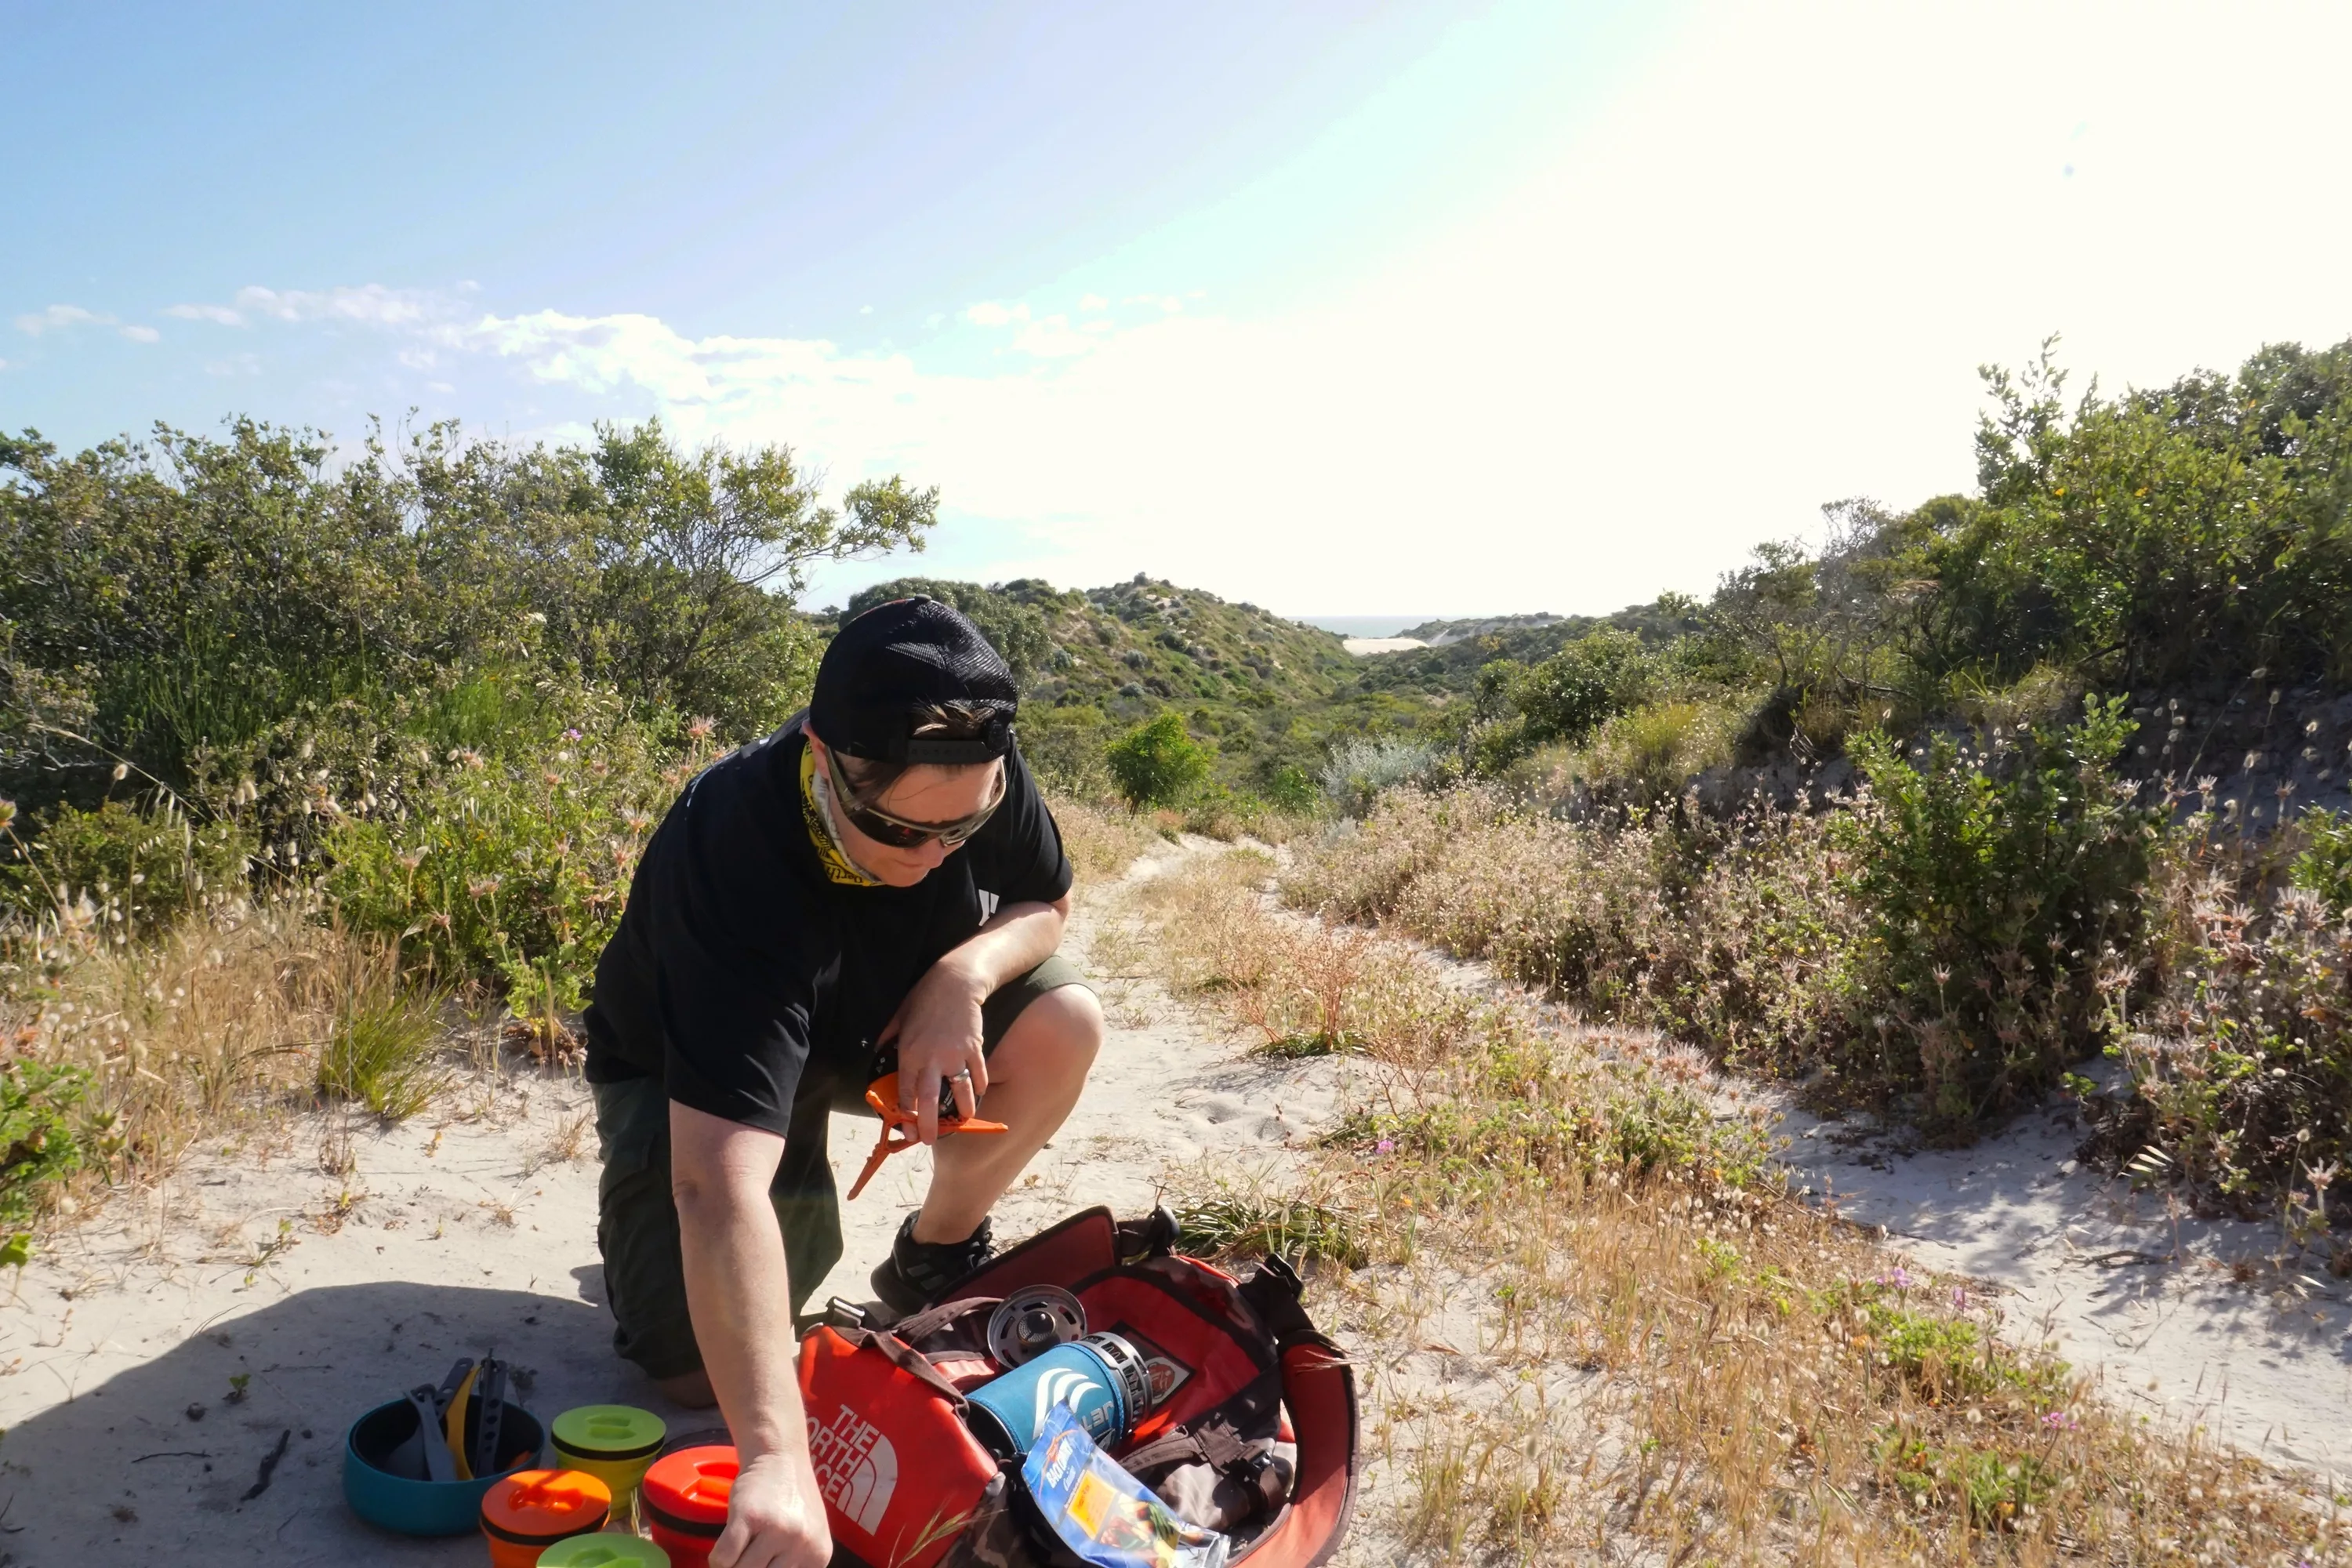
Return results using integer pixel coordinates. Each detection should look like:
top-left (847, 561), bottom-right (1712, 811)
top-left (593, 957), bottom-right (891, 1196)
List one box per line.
top-left (800, 744), bottom-right (884, 887)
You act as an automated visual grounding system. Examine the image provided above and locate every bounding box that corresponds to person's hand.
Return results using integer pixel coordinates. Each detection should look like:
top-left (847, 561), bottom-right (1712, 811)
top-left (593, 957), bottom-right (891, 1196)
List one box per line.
top-left (877, 958), bottom-right (990, 1143)
top-left (709, 1450), bottom-right (832, 1568)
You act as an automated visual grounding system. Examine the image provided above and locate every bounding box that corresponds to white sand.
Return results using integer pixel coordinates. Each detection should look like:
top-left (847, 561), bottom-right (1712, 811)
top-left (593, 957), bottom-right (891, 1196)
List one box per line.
top-left (0, 840), bottom-right (1356, 1563)
top-left (1340, 637), bottom-right (1426, 656)
top-left (1765, 1070), bottom-right (2352, 1470)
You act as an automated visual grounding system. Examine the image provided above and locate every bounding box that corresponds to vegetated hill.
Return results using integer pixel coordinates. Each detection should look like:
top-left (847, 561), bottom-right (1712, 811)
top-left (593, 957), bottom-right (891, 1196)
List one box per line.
top-left (1354, 598), bottom-right (1700, 702)
top-left (1396, 611), bottom-right (1568, 643)
top-left (846, 573), bottom-right (1356, 712)
top-left (842, 574), bottom-right (1402, 794)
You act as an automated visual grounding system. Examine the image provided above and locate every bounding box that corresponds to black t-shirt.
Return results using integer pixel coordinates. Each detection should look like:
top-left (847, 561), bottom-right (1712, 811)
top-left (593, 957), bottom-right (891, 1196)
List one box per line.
top-left (580, 715), bottom-right (1073, 1135)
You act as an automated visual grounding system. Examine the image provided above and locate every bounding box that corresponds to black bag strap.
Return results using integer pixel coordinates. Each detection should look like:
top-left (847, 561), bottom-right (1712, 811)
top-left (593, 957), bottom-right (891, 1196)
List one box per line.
top-left (891, 1294), bottom-right (1003, 1348)
top-left (827, 1326), bottom-right (973, 1408)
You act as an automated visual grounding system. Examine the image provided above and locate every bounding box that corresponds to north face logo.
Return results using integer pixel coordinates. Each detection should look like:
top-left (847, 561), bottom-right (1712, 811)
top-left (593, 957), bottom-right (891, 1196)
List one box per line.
top-left (807, 1402), bottom-right (898, 1534)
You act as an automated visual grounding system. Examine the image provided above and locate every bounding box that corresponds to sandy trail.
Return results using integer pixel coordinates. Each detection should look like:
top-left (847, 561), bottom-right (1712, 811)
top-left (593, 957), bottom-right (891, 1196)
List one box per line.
top-left (1768, 1076), bottom-right (2352, 1471)
top-left (0, 840), bottom-right (1356, 1565)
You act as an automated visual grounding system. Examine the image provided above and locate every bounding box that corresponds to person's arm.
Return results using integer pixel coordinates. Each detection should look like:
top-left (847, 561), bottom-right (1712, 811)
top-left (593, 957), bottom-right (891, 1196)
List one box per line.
top-left (882, 893), bottom-right (1070, 1142)
top-left (669, 1101), bottom-right (832, 1568)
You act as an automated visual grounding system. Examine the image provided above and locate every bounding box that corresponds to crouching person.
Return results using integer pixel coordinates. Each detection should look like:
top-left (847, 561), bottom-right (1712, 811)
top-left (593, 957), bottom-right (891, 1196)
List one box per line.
top-left (580, 597), bottom-right (1105, 1567)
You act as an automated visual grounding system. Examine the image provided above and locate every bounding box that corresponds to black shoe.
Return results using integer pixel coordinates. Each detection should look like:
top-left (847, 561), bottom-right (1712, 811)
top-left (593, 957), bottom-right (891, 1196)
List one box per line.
top-left (869, 1213), bottom-right (994, 1316)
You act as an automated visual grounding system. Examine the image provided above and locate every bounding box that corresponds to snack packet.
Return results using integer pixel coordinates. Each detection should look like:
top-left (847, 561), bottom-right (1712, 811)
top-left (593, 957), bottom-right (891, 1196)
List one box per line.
top-left (1022, 1403), bottom-right (1231, 1568)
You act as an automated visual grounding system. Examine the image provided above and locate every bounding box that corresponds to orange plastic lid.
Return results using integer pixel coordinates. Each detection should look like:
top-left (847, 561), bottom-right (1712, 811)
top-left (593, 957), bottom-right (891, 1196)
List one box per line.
top-left (642, 1445), bottom-right (739, 1535)
top-left (480, 1468), bottom-right (612, 1544)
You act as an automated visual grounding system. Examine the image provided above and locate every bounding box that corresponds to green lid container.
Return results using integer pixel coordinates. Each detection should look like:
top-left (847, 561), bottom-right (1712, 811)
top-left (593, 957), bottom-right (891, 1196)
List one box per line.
top-left (534, 1534), bottom-right (673, 1566)
top-left (549, 1406), bottom-right (666, 1509)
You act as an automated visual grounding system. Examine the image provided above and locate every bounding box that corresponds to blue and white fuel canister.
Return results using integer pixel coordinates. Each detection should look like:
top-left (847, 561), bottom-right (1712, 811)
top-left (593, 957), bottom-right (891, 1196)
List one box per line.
top-left (964, 1331), bottom-right (1152, 1458)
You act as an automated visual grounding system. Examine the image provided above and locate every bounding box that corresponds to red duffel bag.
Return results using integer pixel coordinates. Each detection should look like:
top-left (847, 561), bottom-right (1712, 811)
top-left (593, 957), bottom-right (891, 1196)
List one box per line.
top-left (798, 1206), bottom-right (1358, 1568)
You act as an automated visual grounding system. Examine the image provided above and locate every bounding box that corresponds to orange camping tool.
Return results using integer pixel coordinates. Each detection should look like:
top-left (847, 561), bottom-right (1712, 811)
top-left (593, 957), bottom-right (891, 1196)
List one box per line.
top-left (845, 1071), bottom-right (1007, 1200)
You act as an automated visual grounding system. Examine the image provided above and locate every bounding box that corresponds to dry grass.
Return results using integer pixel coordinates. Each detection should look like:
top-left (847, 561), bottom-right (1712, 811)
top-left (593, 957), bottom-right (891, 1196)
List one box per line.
top-left (1049, 793), bottom-right (1161, 886)
top-left (1128, 853), bottom-right (2351, 1565)
top-left (1142, 849), bottom-right (1487, 1062)
top-left (0, 894), bottom-right (470, 1229)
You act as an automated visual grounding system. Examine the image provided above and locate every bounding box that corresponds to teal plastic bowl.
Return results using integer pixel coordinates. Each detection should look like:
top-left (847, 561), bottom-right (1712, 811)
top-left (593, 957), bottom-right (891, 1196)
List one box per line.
top-left (343, 1396), bottom-right (545, 1536)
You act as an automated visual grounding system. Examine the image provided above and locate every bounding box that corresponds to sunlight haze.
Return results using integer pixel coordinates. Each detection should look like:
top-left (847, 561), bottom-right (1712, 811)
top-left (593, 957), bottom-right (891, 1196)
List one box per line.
top-left (8, 0), bottom-right (2347, 618)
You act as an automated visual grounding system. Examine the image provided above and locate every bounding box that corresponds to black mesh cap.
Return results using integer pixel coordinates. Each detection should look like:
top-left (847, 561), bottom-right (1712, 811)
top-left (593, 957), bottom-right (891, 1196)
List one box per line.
top-left (811, 596), bottom-right (1019, 764)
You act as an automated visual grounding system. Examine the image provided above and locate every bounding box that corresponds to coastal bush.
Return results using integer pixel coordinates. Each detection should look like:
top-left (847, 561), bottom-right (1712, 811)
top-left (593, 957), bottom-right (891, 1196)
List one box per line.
top-left (1318, 735), bottom-right (1440, 815)
top-left (324, 713), bottom-right (719, 1011)
top-left (2293, 807), bottom-right (2352, 916)
top-left (1296, 706), bottom-right (2161, 1140)
top-left (2096, 823), bottom-right (2352, 1217)
top-left (0, 796), bottom-right (252, 931)
top-left (1016, 706), bottom-right (1117, 801)
top-left (1836, 700), bottom-right (2159, 1134)
top-left (1577, 698), bottom-right (1740, 805)
top-left (1105, 710), bottom-right (1209, 809)
top-left (0, 1062), bottom-right (89, 1230)
top-left (0, 418), bottom-right (933, 816)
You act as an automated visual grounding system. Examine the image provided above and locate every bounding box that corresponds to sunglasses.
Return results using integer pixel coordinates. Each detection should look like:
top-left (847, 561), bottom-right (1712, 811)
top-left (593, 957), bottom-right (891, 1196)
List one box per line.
top-left (822, 746), bottom-right (1005, 848)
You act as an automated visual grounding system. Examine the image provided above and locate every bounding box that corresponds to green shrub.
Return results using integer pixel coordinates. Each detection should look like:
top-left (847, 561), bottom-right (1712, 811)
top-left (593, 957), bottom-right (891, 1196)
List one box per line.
top-left (1105, 711), bottom-right (1210, 809)
top-left (0, 1062), bottom-right (89, 1230)
top-left (1511, 628), bottom-right (1654, 746)
top-left (1017, 706), bottom-right (1116, 800)
top-left (1172, 1190), bottom-right (1368, 1268)
top-left (1259, 763), bottom-right (1321, 816)
top-left (2109, 833), bottom-right (2352, 1211)
top-left (1579, 699), bottom-right (1738, 804)
top-left (1648, 804), bottom-right (1869, 1076)
top-left (1, 797), bottom-right (251, 931)
top-left (1838, 699), bottom-right (2160, 1134)
top-left (2293, 808), bottom-right (2352, 917)
top-left (318, 978), bottom-right (447, 1121)
top-left (1318, 736), bottom-right (1439, 816)
top-left (325, 715), bottom-right (713, 1011)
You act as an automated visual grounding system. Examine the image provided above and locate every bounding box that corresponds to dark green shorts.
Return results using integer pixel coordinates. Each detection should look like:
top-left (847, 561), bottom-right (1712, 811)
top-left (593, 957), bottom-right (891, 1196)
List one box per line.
top-left (591, 953), bottom-right (1091, 1380)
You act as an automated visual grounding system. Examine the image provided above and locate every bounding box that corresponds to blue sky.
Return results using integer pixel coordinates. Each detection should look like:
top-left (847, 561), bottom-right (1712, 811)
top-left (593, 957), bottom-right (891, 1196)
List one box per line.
top-left (9, 1), bottom-right (2351, 619)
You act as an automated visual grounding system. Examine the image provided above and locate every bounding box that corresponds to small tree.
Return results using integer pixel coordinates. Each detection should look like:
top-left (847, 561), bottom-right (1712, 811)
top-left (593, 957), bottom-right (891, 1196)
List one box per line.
top-left (1105, 711), bottom-right (1208, 809)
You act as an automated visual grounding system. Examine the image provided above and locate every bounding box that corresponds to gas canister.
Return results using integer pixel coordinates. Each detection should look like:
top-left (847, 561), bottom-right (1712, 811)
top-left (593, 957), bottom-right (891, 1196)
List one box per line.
top-left (963, 1331), bottom-right (1153, 1458)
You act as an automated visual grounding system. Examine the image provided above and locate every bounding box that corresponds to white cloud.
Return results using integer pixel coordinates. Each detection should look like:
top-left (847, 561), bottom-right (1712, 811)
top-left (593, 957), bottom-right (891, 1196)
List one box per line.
top-left (164, 284), bottom-right (464, 330)
top-left (165, 302), bottom-right (249, 326)
top-left (964, 301), bottom-right (1021, 328)
top-left (1008, 314), bottom-right (1094, 358)
top-left (232, 283), bottom-right (451, 326)
top-left (1078, 294), bottom-right (1109, 313)
top-left (118, 324), bottom-right (161, 343)
top-left (14, 303), bottom-right (110, 336)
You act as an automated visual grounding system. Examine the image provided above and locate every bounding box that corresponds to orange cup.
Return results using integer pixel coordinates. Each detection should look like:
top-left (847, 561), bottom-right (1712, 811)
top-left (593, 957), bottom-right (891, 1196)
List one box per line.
top-left (642, 1445), bottom-right (738, 1568)
top-left (478, 1467), bottom-right (611, 1567)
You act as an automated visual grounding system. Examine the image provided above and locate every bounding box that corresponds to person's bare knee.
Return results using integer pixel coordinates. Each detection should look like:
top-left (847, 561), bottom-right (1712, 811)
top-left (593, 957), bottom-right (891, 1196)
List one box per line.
top-left (655, 1367), bottom-right (717, 1409)
top-left (1000, 985), bottom-right (1102, 1087)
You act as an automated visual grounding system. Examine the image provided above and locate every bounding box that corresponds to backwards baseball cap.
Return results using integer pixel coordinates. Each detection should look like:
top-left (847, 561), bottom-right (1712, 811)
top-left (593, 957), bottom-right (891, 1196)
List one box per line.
top-left (810, 596), bottom-right (1019, 764)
